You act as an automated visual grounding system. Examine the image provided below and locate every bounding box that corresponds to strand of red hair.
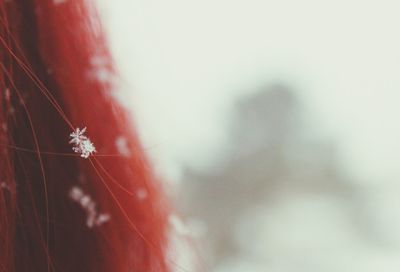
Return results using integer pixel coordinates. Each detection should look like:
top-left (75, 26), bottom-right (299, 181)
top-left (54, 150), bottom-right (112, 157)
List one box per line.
top-left (0, 0), bottom-right (173, 271)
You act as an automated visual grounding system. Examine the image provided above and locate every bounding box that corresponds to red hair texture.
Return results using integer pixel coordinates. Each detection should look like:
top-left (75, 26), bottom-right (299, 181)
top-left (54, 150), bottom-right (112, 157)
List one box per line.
top-left (0, 1), bottom-right (171, 271)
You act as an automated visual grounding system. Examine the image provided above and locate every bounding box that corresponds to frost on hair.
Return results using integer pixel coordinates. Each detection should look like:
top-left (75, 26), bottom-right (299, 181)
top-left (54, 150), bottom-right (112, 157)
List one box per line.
top-left (69, 186), bottom-right (110, 228)
top-left (69, 127), bottom-right (96, 158)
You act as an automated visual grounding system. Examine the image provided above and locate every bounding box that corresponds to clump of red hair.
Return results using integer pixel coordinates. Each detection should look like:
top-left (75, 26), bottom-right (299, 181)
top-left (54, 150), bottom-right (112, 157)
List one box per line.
top-left (0, 0), bottom-right (171, 271)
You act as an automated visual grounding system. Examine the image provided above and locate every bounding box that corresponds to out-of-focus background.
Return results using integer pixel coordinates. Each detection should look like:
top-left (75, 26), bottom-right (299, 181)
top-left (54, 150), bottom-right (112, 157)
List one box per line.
top-left (96, 1), bottom-right (400, 271)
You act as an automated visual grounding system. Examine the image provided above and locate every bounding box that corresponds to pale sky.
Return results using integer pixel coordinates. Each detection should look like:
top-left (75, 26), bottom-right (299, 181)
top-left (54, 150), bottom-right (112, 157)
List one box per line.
top-left (96, 0), bottom-right (400, 184)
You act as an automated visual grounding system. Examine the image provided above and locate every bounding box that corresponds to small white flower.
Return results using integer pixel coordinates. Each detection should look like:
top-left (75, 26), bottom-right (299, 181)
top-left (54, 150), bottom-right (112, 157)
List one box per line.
top-left (70, 127), bottom-right (96, 159)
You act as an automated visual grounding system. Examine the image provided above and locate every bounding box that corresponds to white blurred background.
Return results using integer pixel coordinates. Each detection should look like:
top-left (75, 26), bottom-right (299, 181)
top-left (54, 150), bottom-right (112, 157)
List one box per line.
top-left (96, 1), bottom-right (400, 271)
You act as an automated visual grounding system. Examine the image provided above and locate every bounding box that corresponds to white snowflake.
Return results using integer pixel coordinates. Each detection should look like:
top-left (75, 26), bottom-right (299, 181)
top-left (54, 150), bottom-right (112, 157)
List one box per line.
top-left (69, 127), bottom-right (96, 159)
top-left (69, 127), bottom-right (87, 144)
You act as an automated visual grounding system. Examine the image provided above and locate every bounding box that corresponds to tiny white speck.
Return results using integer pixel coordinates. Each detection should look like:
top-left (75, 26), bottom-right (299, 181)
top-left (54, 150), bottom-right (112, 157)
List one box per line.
top-left (80, 195), bottom-right (91, 207)
top-left (0, 182), bottom-right (14, 193)
top-left (169, 214), bottom-right (191, 236)
top-left (5, 88), bottom-right (10, 101)
top-left (53, 0), bottom-right (67, 5)
top-left (115, 136), bottom-right (131, 157)
top-left (96, 213), bottom-right (111, 225)
top-left (96, 68), bottom-right (111, 82)
top-left (90, 56), bottom-right (108, 66)
top-left (136, 188), bottom-right (148, 200)
top-left (69, 186), bottom-right (83, 200)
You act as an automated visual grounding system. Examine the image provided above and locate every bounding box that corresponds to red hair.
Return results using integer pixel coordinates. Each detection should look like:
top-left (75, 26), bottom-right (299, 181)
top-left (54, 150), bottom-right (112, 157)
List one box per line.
top-left (0, 0), bottom-right (171, 271)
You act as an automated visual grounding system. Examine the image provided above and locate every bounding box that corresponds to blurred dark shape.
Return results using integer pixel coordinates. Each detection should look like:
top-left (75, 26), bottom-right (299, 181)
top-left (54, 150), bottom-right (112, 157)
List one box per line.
top-left (231, 84), bottom-right (299, 153)
top-left (179, 84), bottom-right (353, 267)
